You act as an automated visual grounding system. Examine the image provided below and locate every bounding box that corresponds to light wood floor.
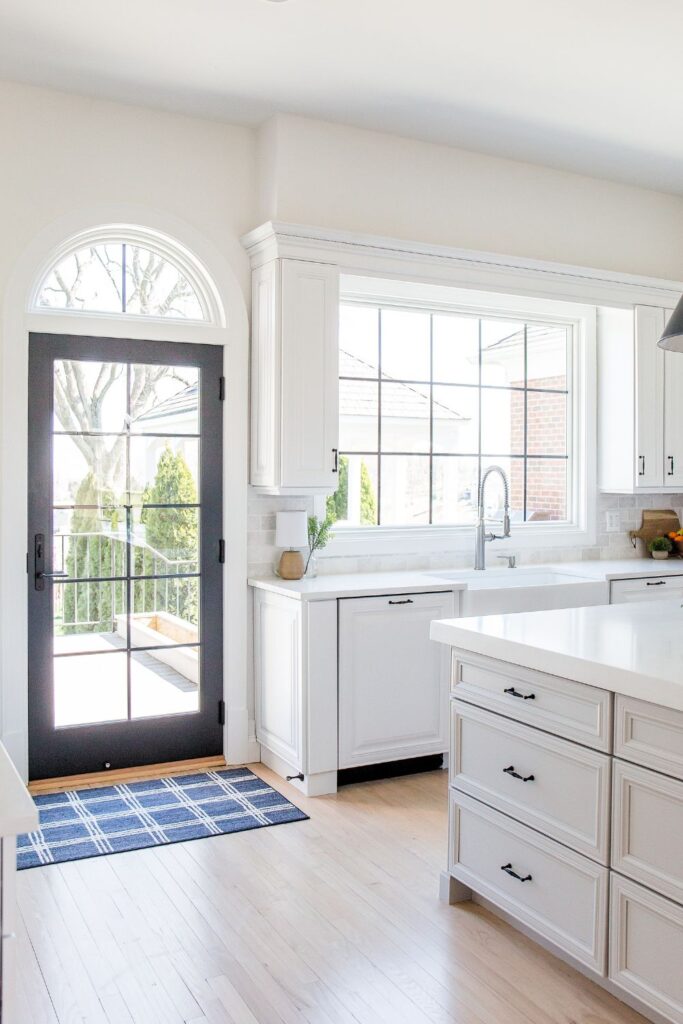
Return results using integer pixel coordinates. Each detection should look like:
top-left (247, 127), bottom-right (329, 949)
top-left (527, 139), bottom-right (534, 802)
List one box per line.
top-left (15, 766), bottom-right (647, 1024)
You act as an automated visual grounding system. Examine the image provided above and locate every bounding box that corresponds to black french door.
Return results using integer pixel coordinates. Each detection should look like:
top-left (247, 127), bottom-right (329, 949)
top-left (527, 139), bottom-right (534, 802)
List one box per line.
top-left (27, 333), bottom-right (224, 779)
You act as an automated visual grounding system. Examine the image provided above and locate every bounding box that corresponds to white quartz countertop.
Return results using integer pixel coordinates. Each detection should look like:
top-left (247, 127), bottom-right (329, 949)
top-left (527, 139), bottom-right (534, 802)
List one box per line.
top-left (248, 558), bottom-right (683, 601)
top-left (0, 742), bottom-right (38, 838)
top-left (431, 598), bottom-right (683, 712)
top-left (247, 570), bottom-right (468, 600)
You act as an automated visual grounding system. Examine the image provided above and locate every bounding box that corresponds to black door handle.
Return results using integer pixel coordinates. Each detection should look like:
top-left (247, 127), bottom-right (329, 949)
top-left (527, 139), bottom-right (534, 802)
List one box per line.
top-left (503, 765), bottom-right (535, 783)
top-left (501, 863), bottom-right (532, 882)
top-left (503, 686), bottom-right (535, 700)
top-left (668, 456), bottom-right (675, 476)
top-left (34, 533), bottom-right (66, 591)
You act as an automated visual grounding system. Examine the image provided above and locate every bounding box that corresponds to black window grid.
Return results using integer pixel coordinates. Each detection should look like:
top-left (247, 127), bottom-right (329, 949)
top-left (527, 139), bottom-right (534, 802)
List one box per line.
top-left (337, 306), bottom-right (571, 526)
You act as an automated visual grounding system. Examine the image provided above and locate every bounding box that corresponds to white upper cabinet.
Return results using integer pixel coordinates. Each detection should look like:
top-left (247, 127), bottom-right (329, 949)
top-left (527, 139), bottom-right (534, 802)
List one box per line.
top-left (598, 304), bottom-right (681, 492)
top-left (247, 251), bottom-right (340, 494)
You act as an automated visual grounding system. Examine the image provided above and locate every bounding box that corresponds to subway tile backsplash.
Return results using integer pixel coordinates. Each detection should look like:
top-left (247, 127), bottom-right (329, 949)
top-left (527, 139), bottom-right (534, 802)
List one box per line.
top-left (247, 490), bottom-right (683, 578)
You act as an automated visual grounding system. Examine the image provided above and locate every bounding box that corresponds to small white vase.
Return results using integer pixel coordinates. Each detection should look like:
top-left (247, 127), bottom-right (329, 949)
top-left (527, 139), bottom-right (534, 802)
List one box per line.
top-left (652, 550), bottom-right (670, 560)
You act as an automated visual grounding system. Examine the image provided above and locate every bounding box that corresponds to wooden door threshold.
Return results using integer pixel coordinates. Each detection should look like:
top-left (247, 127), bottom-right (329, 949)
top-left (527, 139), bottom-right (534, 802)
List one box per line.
top-left (28, 755), bottom-right (227, 795)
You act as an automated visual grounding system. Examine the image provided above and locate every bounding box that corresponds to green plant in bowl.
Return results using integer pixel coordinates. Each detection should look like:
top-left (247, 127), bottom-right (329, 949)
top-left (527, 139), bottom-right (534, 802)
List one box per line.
top-left (648, 535), bottom-right (673, 559)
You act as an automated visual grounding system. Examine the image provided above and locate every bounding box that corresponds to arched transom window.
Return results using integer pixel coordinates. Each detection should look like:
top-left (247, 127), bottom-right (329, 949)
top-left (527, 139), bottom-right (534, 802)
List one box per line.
top-left (33, 228), bottom-right (220, 323)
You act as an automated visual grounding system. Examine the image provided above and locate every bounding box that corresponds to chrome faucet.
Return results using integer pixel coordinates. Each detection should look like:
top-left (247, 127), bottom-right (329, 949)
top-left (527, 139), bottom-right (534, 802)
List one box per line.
top-left (474, 465), bottom-right (511, 570)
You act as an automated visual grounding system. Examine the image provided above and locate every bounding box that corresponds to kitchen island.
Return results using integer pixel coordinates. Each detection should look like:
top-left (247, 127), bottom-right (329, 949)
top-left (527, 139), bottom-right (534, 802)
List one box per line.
top-left (431, 599), bottom-right (683, 1024)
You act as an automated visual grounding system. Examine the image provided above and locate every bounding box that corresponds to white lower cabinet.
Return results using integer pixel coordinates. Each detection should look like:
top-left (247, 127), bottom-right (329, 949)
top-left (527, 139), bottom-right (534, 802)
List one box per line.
top-left (445, 648), bottom-right (683, 1022)
top-left (610, 874), bottom-right (683, 1024)
top-left (253, 586), bottom-right (455, 794)
top-left (449, 791), bottom-right (608, 974)
top-left (338, 591), bottom-right (454, 769)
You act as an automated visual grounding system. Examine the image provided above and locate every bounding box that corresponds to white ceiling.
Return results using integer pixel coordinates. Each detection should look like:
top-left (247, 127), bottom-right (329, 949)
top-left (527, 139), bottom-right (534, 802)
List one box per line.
top-left (1, 0), bottom-right (681, 193)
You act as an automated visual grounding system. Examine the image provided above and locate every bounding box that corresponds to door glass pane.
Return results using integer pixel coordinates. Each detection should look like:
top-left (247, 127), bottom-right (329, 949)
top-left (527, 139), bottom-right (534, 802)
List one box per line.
top-left (381, 309), bottom-right (430, 381)
top-left (129, 364), bottom-right (199, 434)
top-left (53, 434), bottom-right (126, 506)
top-left (381, 383), bottom-right (430, 452)
top-left (130, 438), bottom-right (199, 505)
top-left (131, 649), bottom-right (199, 719)
top-left (54, 360), bottom-right (127, 432)
top-left (131, 578), bottom-right (199, 645)
top-left (53, 506), bottom-right (127, 578)
top-left (131, 506), bottom-right (199, 575)
top-left (54, 651), bottom-right (127, 727)
top-left (53, 580), bottom-right (126, 655)
top-left (47, 350), bottom-right (205, 736)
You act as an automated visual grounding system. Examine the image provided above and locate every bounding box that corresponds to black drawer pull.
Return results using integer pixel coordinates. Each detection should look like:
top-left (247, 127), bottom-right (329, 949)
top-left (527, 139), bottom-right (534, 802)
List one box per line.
top-left (388, 598), bottom-right (413, 605)
top-left (503, 686), bottom-right (535, 700)
top-left (501, 863), bottom-right (532, 882)
top-left (646, 580), bottom-right (666, 586)
top-left (668, 455), bottom-right (675, 476)
top-left (503, 765), bottom-right (535, 783)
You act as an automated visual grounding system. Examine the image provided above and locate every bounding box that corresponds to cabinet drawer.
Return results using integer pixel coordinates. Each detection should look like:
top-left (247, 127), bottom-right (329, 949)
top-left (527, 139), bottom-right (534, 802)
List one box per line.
top-left (610, 574), bottom-right (683, 603)
top-left (452, 651), bottom-right (611, 751)
top-left (612, 759), bottom-right (683, 905)
top-left (449, 791), bottom-right (608, 975)
top-left (451, 703), bottom-right (611, 862)
top-left (615, 694), bottom-right (683, 780)
top-left (610, 874), bottom-right (683, 1024)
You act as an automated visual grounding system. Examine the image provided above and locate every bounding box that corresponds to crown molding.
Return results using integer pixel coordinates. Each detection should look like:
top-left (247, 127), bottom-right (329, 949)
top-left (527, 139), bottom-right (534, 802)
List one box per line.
top-left (241, 220), bottom-right (683, 308)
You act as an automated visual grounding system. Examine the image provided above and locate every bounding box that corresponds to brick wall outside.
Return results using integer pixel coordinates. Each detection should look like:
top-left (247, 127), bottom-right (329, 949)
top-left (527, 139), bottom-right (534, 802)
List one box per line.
top-left (508, 375), bottom-right (567, 521)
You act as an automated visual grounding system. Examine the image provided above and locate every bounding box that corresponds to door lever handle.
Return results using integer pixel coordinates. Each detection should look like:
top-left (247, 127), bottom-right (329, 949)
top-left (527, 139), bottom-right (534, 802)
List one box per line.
top-left (37, 571), bottom-right (68, 580)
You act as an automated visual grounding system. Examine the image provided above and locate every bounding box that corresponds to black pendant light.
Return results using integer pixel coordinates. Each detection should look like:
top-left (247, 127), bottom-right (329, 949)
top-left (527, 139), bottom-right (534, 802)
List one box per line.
top-left (659, 294), bottom-right (683, 351)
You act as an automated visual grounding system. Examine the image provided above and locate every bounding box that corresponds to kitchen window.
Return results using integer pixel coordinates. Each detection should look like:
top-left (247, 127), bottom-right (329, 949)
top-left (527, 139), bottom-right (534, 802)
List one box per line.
top-left (329, 301), bottom-right (578, 532)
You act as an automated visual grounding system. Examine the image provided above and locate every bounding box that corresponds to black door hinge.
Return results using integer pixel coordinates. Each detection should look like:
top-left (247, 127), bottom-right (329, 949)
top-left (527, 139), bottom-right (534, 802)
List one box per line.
top-left (218, 700), bottom-right (226, 726)
top-left (219, 376), bottom-right (225, 401)
top-left (218, 539), bottom-right (226, 563)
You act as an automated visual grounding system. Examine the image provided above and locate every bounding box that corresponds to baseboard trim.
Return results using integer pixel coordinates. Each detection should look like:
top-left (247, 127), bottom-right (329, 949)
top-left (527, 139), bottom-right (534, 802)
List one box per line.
top-left (28, 754), bottom-right (227, 795)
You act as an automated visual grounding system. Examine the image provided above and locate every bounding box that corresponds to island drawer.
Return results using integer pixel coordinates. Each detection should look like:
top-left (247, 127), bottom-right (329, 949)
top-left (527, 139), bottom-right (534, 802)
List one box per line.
top-left (610, 873), bottom-right (683, 1023)
top-left (452, 651), bottom-right (612, 751)
top-left (614, 694), bottom-right (683, 781)
top-left (612, 759), bottom-right (683, 905)
top-left (451, 702), bottom-right (611, 862)
top-left (449, 790), bottom-right (608, 975)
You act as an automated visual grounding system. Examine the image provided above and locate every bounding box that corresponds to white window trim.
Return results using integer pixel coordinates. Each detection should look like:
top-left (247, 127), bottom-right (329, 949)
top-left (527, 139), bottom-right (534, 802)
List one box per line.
top-left (322, 282), bottom-right (596, 559)
top-left (30, 223), bottom-right (225, 327)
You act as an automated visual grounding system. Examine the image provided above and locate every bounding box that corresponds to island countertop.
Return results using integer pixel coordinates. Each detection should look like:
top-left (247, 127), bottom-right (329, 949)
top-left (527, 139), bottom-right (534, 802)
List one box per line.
top-left (430, 597), bottom-right (683, 712)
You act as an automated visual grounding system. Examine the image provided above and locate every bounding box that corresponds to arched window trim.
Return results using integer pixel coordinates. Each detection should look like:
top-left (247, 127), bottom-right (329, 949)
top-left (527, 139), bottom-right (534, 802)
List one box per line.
top-left (30, 224), bottom-right (225, 327)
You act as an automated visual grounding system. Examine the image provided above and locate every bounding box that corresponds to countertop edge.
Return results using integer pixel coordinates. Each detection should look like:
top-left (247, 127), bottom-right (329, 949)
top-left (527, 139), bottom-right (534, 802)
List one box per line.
top-left (429, 618), bottom-right (683, 714)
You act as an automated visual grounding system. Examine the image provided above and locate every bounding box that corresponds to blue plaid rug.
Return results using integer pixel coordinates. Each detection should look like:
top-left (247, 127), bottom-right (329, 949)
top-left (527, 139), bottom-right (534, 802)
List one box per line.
top-left (17, 769), bottom-right (308, 869)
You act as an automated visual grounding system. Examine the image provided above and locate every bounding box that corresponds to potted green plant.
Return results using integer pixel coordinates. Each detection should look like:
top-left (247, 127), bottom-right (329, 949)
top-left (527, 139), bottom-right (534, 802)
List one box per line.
top-left (648, 535), bottom-right (673, 560)
top-left (305, 515), bottom-right (333, 577)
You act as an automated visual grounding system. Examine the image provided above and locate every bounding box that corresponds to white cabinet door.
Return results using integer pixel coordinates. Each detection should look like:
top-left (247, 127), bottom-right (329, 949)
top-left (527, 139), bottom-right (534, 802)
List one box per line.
top-left (664, 306), bottom-right (683, 488)
top-left (338, 591), bottom-right (454, 768)
top-left (280, 259), bottom-right (339, 491)
top-left (634, 305), bottom-right (665, 489)
top-left (254, 590), bottom-right (303, 773)
top-left (610, 874), bottom-right (683, 1024)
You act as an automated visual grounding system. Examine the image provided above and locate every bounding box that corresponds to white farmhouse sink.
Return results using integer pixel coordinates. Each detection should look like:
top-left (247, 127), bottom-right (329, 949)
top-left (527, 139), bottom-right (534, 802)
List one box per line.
top-left (427, 567), bottom-right (608, 615)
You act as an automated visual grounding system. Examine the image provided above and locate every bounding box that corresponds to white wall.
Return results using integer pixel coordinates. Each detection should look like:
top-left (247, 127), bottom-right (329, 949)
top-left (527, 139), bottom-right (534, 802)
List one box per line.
top-left (259, 114), bottom-right (683, 281)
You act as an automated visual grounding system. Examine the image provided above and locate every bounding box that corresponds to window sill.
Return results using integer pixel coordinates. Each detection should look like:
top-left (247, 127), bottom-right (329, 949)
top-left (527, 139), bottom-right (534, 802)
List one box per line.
top-left (321, 522), bottom-right (596, 559)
